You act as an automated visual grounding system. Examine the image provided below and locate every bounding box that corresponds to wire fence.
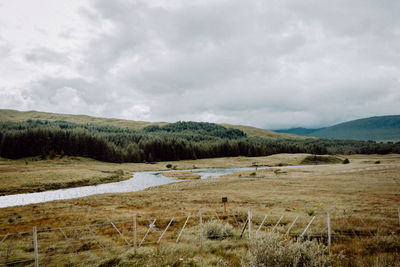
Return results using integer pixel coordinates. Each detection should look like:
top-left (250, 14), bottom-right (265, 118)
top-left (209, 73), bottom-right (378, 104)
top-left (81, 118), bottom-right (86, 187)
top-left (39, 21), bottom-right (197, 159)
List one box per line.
top-left (1, 210), bottom-right (399, 266)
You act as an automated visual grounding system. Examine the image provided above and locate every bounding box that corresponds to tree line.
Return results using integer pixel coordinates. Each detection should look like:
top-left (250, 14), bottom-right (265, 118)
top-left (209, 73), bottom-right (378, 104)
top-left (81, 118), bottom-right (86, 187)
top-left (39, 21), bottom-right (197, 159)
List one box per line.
top-left (0, 120), bottom-right (399, 163)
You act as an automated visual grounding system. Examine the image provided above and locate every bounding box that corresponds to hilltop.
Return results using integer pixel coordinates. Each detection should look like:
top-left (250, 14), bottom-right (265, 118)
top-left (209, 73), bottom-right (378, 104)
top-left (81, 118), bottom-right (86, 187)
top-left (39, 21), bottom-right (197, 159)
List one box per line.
top-left (275, 115), bottom-right (400, 141)
top-left (0, 109), bottom-right (307, 140)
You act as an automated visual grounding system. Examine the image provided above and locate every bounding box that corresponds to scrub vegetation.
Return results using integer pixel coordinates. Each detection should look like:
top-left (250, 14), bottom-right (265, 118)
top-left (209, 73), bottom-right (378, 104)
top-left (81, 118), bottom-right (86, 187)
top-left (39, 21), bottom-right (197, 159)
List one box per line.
top-left (1, 120), bottom-right (400, 164)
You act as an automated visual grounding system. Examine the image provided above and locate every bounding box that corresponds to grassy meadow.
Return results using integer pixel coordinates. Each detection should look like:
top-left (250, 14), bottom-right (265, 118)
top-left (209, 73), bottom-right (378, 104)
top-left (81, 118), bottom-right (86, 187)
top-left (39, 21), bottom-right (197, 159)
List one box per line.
top-left (0, 153), bottom-right (399, 266)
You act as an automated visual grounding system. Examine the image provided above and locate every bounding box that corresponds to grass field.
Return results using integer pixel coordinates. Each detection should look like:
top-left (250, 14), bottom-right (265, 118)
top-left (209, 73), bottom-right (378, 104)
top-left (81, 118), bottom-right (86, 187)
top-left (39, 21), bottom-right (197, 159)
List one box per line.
top-left (0, 154), bottom-right (399, 266)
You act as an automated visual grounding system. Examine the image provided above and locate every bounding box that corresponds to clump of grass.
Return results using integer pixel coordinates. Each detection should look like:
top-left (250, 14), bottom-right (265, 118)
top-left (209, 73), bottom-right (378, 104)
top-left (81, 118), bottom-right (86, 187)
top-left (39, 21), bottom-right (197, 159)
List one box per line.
top-left (306, 209), bottom-right (315, 216)
top-left (204, 221), bottom-right (234, 240)
top-left (247, 233), bottom-right (332, 267)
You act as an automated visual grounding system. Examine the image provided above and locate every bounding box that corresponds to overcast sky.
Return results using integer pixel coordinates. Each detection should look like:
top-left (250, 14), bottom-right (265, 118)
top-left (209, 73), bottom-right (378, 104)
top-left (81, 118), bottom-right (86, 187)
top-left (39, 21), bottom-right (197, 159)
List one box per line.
top-left (0, 0), bottom-right (399, 129)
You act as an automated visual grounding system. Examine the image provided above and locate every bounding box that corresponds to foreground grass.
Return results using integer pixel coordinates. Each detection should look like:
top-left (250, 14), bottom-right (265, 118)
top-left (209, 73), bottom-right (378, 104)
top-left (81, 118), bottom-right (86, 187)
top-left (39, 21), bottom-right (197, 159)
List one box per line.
top-left (0, 154), bottom-right (399, 266)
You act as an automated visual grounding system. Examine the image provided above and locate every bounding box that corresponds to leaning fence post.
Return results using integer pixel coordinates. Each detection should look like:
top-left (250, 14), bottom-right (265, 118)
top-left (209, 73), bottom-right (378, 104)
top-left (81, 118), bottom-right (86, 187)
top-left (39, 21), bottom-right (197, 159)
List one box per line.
top-left (327, 212), bottom-right (331, 248)
top-left (271, 215), bottom-right (284, 233)
top-left (248, 208), bottom-right (252, 242)
top-left (157, 217), bottom-right (174, 243)
top-left (285, 216), bottom-right (299, 236)
top-left (256, 215), bottom-right (268, 234)
top-left (176, 215), bottom-right (190, 243)
top-left (300, 216), bottom-right (316, 239)
top-left (139, 219), bottom-right (156, 247)
top-left (199, 211), bottom-right (203, 249)
top-left (133, 214), bottom-right (137, 253)
top-left (111, 222), bottom-right (130, 246)
top-left (33, 226), bottom-right (39, 267)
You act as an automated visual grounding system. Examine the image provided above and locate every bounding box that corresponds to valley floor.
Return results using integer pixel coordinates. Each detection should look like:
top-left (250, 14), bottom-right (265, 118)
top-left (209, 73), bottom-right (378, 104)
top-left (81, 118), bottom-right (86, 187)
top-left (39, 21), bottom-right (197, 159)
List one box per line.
top-left (0, 153), bottom-right (399, 266)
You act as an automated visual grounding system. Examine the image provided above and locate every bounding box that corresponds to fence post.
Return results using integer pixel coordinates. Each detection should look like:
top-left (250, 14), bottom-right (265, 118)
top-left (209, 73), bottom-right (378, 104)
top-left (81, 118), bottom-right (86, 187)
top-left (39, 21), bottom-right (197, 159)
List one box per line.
top-left (199, 211), bottom-right (203, 249)
top-left (300, 216), bottom-right (316, 239)
top-left (33, 226), bottom-right (39, 267)
top-left (139, 219), bottom-right (156, 247)
top-left (285, 216), bottom-right (299, 236)
top-left (327, 212), bottom-right (331, 248)
top-left (157, 217), bottom-right (174, 243)
top-left (398, 208), bottom-right (400, 227)
top-left (248, 208), bottom-right (252, 242)
top-left (133, 214), bottom-right (137, 253)
top-left (256, 215), bottom-right (268, 234)
top-left (271, 215), bottom-right (284, 233)
top-left (111, 222), bottom-right (130, 246)
top-left (176, 215), bottom-right (190, 243)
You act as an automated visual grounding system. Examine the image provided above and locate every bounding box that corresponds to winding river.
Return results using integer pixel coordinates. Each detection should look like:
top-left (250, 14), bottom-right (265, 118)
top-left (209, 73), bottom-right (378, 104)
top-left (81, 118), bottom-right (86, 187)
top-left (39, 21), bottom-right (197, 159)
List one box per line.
top-left (0, 165), bottom-right (309, 208)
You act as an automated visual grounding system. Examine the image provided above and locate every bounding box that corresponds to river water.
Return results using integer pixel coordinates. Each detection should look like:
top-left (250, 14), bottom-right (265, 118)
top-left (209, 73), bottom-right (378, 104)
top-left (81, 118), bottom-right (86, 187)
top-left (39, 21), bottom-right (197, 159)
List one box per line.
top-left (0, 166), bottom-right (307, 208)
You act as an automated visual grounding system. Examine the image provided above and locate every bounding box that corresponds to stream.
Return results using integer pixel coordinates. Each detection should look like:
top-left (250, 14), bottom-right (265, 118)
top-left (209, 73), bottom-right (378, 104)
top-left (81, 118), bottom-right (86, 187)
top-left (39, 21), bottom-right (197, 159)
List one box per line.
top-left (0, 165), bottom-right (310, 208)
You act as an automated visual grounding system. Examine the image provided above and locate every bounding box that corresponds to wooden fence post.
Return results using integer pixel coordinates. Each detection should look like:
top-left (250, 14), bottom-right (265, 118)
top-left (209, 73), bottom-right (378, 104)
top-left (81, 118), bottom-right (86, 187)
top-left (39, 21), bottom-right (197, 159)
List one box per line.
top-left (398, 208), bottom-right (400, 227)
top-left (327, 212), bottom-right (331, 248)
top-left (157, 217), bottom-right (174, 243)
top-left (256, 215), bottom-right (268, 234)
top-left (240, 218), bottom-right (249, 238)
top-left (271, 215), bottom-right (284, 233)
top-left (199, 211), bottom-right (203, 249)
top-left (285, 216), bottom-right (299, 236)
top-left (111, 222), bottom-right (130, 246)
top-left (300, 216), bottom-right (316, 239)
top-left (176, 215), bottom-right (190, 243)
top-left (248, 209), bottom-right (252, 242)
top-left (139, 219), bottom-right (156, 247)
top-left (133, 214), bottom-right (137, 253)
top-left (33, 226), bottom-right (39, 267)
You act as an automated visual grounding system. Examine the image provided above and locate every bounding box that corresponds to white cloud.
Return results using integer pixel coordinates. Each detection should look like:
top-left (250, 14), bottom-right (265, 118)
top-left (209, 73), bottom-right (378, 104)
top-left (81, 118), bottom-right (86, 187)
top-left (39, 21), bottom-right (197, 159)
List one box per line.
top-left (0, 0), bottom-right (399, 128)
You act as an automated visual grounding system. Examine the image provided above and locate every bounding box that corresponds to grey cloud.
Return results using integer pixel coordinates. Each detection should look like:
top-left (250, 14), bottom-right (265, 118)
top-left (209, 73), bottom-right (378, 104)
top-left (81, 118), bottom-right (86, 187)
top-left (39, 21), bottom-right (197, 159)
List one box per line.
top-left (24, 48), bottom-right (68, 64)
top-left (2, 0), bottom-right (400, 129)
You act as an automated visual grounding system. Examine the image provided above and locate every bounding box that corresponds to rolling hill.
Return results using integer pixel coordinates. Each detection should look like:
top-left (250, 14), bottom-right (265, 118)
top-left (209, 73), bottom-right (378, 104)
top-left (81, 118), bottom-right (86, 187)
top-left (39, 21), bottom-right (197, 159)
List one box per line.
top-left (0, 109), bottom-right (308, 140)
top-left (275, 115), bottom-right (400, 141)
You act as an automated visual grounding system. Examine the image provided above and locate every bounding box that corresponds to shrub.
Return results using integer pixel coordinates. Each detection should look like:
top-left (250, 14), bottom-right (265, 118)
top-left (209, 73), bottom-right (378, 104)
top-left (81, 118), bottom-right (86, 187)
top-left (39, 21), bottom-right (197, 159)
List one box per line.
top-left (343, 158), bottom-right (350, 164)
top-left (166, 164), bottom-right (172, 168)
top-left (306, 209), bottom-right (315, 216)
top-left (247, 233), bottom-right (332, 267)
top-left (204, 221), bottom-right (234, 240)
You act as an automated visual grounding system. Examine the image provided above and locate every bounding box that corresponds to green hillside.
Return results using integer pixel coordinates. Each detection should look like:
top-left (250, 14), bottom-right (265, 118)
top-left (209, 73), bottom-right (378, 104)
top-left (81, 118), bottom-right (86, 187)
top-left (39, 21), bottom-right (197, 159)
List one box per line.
top-left (0, 109), bottom-right (307, 140)
top-left (275, 115), bottom-right (400, 141)
top-left (312, 115), bottom-right (400, 141)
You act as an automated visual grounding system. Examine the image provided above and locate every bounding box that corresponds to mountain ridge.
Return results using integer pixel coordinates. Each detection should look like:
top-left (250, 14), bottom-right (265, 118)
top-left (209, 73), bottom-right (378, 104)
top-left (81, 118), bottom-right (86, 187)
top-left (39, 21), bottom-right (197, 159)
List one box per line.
top-left (274, 115), bottom-right (400, 141)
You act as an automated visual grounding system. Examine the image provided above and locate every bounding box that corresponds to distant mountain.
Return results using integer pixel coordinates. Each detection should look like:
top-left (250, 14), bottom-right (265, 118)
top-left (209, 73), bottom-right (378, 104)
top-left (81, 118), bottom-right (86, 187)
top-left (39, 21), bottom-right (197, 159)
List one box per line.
top-left (275, 127), bottom-right (325, 136)
top-left (274, 115), bottom-right (400, 141)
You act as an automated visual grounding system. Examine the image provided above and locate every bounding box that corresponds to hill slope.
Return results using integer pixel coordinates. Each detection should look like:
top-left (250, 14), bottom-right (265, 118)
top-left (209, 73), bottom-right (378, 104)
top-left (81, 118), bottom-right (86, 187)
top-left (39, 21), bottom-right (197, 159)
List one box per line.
top-left (275, 115), bottom-right (400, 141)
top-left (0, 109), bottom-right (308, 140)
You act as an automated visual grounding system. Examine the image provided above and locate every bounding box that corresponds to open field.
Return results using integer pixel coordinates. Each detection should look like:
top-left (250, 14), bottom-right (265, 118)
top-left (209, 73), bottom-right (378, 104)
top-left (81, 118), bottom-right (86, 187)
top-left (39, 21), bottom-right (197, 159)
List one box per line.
top-left (0, 154), bottom-right (400, 266)
top-left (0, 154), bottom-right (310, 196)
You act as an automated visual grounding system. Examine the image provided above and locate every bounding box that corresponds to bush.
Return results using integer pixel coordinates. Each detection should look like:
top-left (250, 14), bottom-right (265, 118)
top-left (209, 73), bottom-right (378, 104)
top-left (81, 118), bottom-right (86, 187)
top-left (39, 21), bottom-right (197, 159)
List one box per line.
top-left (204, 221), bottom-right (234, 240)
top-left (343, 158), bottom-right (350, 164)
top-left (247, 233), bottom-right (332, 267)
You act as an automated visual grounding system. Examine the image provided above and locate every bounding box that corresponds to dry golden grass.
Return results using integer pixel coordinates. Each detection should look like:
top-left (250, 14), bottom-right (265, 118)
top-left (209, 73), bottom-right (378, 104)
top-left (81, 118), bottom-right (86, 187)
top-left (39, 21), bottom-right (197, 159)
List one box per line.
top-left (162, 171), bottom-right (201, 179)
top-left (0, 153), bottom-right (399, 266)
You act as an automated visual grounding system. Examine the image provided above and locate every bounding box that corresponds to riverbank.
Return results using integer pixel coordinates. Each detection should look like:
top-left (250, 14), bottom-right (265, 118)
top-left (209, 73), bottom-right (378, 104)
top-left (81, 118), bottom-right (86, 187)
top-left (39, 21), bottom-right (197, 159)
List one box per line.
top-left (0, 153), bottom-right (320, 196)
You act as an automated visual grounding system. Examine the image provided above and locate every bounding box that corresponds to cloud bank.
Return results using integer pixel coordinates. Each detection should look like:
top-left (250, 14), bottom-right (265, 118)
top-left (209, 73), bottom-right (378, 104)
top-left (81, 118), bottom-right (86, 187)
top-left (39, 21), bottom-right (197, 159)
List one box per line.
top-left (1, 0), bottom-right (399, 128)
